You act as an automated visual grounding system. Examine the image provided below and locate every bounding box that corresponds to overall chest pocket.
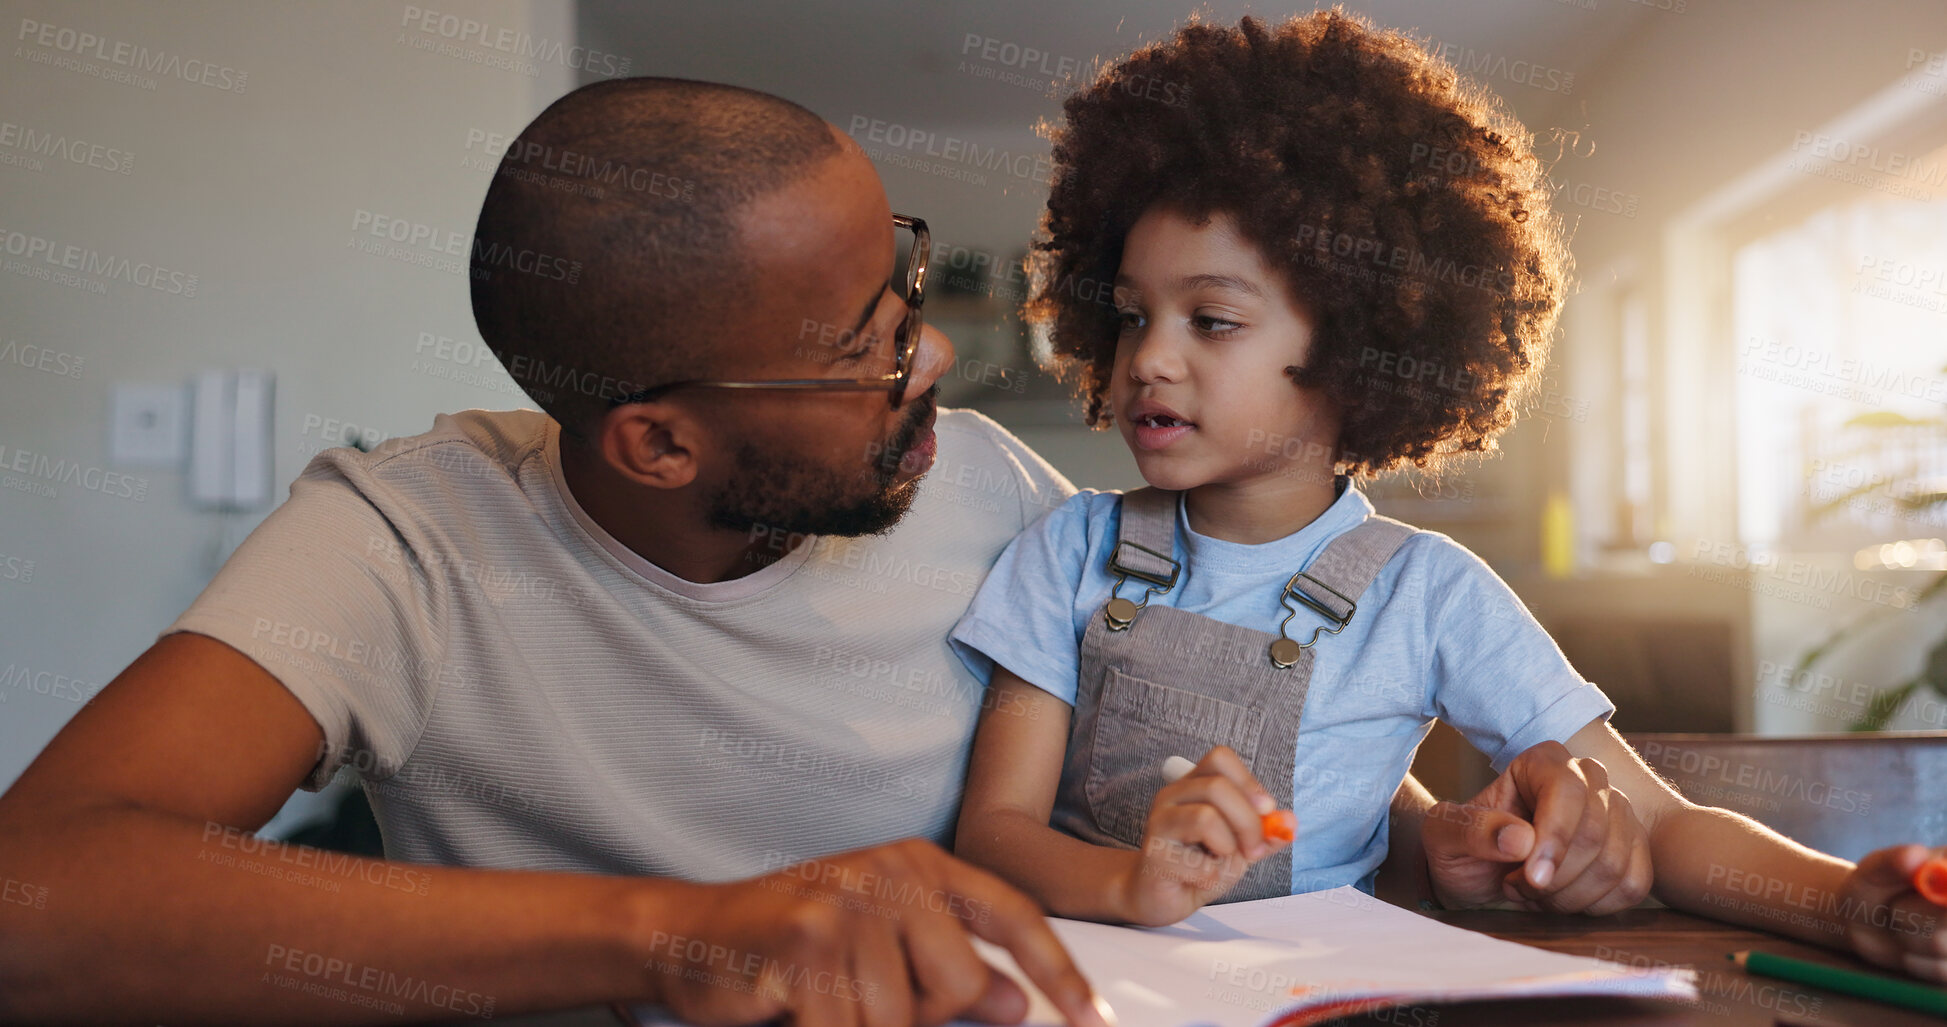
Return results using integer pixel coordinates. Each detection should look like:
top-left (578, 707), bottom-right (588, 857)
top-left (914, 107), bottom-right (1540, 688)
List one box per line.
top-left (1081, 665), bottom-right (1268, 846)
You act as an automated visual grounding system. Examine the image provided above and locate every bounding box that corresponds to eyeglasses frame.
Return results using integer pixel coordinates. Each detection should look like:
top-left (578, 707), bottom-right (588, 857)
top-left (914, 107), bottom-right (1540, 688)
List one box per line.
top-left (607, 213), bottom-right (931, 411)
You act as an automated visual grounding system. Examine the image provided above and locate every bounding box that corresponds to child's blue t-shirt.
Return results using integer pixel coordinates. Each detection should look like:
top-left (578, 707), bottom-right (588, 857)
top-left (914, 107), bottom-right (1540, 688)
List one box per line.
top-left (947, 484), bottom-right (1615, 896)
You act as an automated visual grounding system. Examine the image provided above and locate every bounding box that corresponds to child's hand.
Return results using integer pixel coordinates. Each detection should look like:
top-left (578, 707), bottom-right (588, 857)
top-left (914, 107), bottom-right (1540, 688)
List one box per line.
top-left (1839, 844), bottom-right (1947, 981)
top-left (1114, 746), bottom-right (1293, 926)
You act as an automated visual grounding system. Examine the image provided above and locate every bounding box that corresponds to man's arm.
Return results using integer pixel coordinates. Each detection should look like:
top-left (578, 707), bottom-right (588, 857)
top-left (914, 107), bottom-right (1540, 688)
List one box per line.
top-left (1565, 719), bottom-right (1946, 979)
top-left (0, 633), bottom-right (1109, 1025)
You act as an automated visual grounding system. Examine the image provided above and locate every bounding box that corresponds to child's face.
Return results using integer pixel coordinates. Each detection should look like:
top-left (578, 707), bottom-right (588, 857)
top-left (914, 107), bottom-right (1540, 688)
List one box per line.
top-left (1110, 205), bottom-right (1341, 493)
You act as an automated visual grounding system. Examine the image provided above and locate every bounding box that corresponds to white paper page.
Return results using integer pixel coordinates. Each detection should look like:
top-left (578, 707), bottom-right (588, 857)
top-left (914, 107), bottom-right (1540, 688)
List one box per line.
top-left (958, 887), bottom-right (1697, 1027)
top-left (622, 887), bottom-right (1696, 1027)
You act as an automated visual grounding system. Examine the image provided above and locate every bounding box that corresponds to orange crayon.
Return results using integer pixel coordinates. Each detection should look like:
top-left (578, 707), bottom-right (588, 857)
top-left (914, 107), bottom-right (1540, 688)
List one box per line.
top-left (1260, 808), bottom-right (1297, 843)
top-left (1913, 856), bottom-right (1947, 905)
top-left (1161, 755), bottom-right (1297, 844)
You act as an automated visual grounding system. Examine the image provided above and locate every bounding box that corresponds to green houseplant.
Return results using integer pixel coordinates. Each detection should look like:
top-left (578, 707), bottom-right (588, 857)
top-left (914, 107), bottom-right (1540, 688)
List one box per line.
top-left (1791, 398), bottom-right (1947, 731)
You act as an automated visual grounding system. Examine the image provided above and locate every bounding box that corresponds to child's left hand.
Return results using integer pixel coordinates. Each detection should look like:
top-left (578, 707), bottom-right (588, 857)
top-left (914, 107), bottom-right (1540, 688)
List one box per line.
top-left (1839, 844), bottom-right (1947, 981)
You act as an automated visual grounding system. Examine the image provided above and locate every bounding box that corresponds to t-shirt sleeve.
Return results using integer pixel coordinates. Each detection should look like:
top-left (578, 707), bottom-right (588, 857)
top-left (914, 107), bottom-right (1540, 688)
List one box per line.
top-left (1422, 537), bottom-right (1615, 772)
top-left (961, 409), bottom-right (1079, 530)
top-left (164, 454), bottom-right (452, 791)
top-left (948, 492), bottom-right (1096, 705)
top-left (1001, 437), bottom-right (1078, 531)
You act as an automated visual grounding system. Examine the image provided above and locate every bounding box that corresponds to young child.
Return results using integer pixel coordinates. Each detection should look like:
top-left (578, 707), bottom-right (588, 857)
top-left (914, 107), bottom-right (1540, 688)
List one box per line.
top-left (949, 10), bottom-right (1945, 980)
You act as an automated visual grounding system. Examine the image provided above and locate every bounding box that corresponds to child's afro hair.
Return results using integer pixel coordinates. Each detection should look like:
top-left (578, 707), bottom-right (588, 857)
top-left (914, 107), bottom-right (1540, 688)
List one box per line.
top-left (1025, 9), bottom-right (1571, 475)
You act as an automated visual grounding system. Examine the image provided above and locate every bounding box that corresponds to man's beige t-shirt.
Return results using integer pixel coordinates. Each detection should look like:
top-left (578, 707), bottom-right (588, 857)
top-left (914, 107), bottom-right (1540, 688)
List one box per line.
top-left (168, 408), bottom-right (1074, 879)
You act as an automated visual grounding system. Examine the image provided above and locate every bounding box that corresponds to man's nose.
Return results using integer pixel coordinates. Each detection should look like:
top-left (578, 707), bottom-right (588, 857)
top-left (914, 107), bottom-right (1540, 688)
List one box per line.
top-left (904, 321), bottom-right (956, 401)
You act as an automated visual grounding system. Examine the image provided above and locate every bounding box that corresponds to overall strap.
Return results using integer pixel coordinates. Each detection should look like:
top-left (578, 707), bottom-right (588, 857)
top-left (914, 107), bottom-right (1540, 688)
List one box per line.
top-left (1111, 487), bottom-right (1178, 583)
top-left (1275, 516), bottom-right (1418, 656)
top-left (1100, 487), bottom-right (1181, 631)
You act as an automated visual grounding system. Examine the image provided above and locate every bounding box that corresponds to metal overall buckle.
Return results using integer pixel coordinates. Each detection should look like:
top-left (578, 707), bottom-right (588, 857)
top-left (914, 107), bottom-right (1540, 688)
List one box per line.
top-left (1270, 571), bottom-right (1356, 668)
top-left (1103, 540), bottom-right (1179, 631)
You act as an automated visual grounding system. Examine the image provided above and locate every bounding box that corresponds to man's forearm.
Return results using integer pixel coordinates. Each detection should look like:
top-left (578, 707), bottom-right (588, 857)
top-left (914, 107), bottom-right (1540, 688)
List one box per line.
top-left (1651, 802), bottom-right (1868, 948)
top-left (0, 798), bottom-right (664, 1023)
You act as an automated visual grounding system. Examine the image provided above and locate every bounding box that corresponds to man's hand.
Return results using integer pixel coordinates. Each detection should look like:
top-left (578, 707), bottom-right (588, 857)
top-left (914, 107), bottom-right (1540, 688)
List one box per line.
top-left (1840, 844), bottom-right (1947, 981)
top-left (650, 839), bottom-right (1116, 1027)
top-left (1420, 741), bottom-right (1652, 914)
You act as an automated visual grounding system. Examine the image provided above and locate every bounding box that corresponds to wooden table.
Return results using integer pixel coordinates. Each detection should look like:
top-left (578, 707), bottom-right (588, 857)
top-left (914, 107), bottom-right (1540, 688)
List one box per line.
top-left (1392, 905), bottom-right (1937, 1025)
top-left (464, 906), bottom-right (1940, 1026)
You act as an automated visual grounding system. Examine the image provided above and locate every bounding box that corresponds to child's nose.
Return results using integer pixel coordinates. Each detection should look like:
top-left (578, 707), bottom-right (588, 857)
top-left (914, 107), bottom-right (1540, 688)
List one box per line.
top-left (1127, 327), bottom-right (1186, 384)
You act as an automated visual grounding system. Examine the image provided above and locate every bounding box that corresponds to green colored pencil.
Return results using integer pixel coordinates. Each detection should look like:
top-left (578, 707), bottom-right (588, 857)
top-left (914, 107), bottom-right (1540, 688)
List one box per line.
top-left (1730, 949), bottom-right (1947, 1016)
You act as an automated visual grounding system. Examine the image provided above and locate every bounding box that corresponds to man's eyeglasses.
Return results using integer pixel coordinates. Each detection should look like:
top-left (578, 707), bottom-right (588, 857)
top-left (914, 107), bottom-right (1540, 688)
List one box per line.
top-left (610, 214), bottom-right (930, 411)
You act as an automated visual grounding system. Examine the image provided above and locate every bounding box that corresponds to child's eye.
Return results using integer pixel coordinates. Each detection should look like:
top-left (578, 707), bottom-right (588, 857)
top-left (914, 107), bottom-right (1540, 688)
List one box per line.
top-left (1117, 310), bottom-right (1147, 332)
top-left (1192, 314), bottom-right (1243, 335)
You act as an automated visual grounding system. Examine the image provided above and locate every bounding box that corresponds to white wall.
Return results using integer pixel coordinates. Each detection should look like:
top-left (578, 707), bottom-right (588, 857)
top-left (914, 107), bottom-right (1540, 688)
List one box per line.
top-left (0, 0), bottom-right (574, 794)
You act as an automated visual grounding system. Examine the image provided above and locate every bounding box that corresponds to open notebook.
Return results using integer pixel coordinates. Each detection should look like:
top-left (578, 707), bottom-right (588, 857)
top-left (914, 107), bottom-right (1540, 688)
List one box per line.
top-left (623, 886), bottom-right (1697, 1027)
top-left (963, 887), bottom-right (1698, 1027)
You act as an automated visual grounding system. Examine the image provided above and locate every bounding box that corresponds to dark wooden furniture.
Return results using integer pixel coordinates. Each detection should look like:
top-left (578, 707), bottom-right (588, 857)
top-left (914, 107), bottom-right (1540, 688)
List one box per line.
top-left (1407, 904), bottom-right (1941, 1026)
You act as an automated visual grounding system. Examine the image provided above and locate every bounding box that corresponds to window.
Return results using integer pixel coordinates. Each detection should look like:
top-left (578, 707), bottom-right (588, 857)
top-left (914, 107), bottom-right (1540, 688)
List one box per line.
top-left (1732, 148), bottom-right (1947, 557)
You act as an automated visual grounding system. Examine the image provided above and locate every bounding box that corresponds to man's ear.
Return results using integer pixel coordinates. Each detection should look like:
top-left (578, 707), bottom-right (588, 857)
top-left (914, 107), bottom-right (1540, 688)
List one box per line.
top-left (595, 403), bottom-right (706, 489)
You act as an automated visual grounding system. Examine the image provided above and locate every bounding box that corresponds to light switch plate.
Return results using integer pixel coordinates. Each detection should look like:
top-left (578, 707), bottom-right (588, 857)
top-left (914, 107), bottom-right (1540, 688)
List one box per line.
top-left (189, 369), bottom-right (276, 509)
top-left (109, 383), bottom-right (188, 465)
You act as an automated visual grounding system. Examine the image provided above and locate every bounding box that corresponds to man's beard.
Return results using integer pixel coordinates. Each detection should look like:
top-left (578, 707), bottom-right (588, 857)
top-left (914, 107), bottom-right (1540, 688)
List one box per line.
top-left (706, 389), bottom-right (936, 539)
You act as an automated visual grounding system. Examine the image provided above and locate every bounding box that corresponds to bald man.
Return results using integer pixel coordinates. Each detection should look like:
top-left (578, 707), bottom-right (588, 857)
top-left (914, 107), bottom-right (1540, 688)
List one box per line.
top-left (0, 78), bottom-right (1647, 1024)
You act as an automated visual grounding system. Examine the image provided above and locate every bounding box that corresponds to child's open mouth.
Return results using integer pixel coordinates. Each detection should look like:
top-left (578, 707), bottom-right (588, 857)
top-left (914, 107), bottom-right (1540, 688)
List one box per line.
top-left (1130, 411), bottom-right (1196, 450)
